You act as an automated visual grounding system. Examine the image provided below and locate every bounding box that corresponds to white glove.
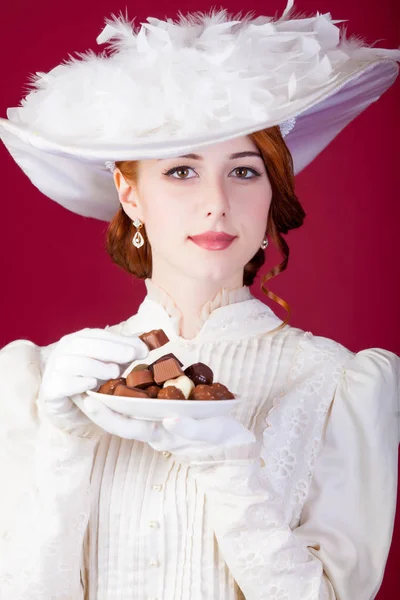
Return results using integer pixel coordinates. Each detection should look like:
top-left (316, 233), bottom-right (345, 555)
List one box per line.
top-left (82, 396), bottom-right (257, 461)
top-left (38, 328), bottom-right (149, 437)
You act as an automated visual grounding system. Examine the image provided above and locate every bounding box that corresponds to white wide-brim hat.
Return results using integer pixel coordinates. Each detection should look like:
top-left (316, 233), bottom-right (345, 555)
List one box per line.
top-left (1, 1), bottom-right (399, 221)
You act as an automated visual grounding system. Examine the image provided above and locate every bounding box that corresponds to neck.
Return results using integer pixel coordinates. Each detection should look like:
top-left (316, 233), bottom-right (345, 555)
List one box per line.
top-left (148, 266), bottom-right (245, 340)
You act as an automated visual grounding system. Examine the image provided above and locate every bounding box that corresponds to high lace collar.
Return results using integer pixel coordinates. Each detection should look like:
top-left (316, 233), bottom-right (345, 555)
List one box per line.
top-left (123, 278), bottom-right (283, 344)
top-left (143, 278), bottom-right (253, 336)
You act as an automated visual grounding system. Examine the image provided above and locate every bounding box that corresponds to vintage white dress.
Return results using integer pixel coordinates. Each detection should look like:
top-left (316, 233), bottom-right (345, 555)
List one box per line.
top-left (0, 279), bottom-right (398, 600)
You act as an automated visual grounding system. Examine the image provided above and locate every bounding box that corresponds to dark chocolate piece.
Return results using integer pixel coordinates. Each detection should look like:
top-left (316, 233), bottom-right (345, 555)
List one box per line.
top-left (139, 329), bottom-right (169, 350)
top-left (184, 362), bottom-right (213, 386)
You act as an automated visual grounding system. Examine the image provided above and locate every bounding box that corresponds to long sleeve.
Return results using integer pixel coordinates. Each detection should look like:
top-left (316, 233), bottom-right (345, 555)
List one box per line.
top-left (292, 348), bottom-right (399, 599)
top-left (0, 340), bottom-right (98, 600)
top-left (187, 348), bottom-right (399, 600)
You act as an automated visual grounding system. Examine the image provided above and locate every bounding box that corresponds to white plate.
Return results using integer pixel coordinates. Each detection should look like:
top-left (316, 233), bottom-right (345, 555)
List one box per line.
top-left (86, 390), bottom-right (239, 421)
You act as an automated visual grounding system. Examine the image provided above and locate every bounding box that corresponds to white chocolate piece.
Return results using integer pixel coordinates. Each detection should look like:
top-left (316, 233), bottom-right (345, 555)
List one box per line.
top-left (163, 375), bottom-right (195, 399)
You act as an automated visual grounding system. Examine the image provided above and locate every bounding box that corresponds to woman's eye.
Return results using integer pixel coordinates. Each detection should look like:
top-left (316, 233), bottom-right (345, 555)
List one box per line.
top-left (232, 167), bottom-right (260, 179)
top-left (164, 166), bottom-right (196, 179)
top-left (163, 165), bottom-right (261, 179)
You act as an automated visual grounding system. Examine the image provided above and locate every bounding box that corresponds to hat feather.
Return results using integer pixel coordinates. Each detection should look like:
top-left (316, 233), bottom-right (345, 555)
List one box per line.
top-left (8, 1), bottom-right (400, 145)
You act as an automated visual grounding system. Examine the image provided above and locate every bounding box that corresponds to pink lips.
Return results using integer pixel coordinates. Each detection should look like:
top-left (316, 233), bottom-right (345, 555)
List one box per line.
top-left (189, 231), bottom-right (237, 251)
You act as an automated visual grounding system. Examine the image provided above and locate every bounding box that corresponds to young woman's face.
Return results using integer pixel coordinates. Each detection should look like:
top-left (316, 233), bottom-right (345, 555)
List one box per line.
top-left (118, 135), bottom-right (272, 285)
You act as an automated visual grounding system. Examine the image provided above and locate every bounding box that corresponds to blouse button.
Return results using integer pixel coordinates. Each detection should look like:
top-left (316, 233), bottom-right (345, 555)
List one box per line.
top-left (149, 559), bottom-right (160, 567)
top-left (162, 451), bottom-right (171, 458)
top-left (148, 520), bottom-right (160, 529)
top-left (152, 484), bottom-right (163, 492)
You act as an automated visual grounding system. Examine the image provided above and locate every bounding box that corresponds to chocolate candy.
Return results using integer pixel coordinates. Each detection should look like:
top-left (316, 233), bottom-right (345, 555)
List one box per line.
top-left (148, 353), bottom-right (183, 374)
top-left (95, 326), bottom-right (235, 402)
top-left (114, 384), bottom-right (150, 398)
top-left (139, 329), bottom-right (169, 350)
top-left (156, 352), bottom-right (184, 367)
top-left (189, 384), bottom-right (214, 401)
top-left (163, 374), bottom-right (194, 399)
top-left (146, 385), bottom-right (162, 398)
top-left (153, 357), bottom-right (184, 385)
top-left (188, 383), bottom-right (234, 400)
top-left (209, 383), bottom-right (235, 399)
top-left (131, 363), bottom-right (150, 372)
top-left (157, 386), bottom-right (185, 400)
top-left (184, 362), bottom-right (213, 386)
top-left (126, 368), bottom-right (154, 389)
top-left (98, 377), bottom-right (126, 395)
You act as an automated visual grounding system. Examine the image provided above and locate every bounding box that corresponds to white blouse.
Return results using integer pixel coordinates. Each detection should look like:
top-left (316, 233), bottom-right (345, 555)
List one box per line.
top-left (0, 279), bottom-right (398, 600)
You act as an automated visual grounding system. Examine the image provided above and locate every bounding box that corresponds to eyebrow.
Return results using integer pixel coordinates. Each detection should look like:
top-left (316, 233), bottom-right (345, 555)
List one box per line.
top-left (157, 151), bottom-right (263, 161)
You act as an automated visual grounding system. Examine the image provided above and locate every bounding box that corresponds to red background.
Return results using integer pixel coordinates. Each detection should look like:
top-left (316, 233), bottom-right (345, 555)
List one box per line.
top-left (0, 1), bottom-right (399, 596)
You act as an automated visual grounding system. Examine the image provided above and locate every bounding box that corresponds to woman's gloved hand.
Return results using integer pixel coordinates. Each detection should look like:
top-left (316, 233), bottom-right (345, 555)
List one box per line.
top-left (81, 396), bottom-right (257, 460)
top-left (38, 328), bottom-right (149, 437)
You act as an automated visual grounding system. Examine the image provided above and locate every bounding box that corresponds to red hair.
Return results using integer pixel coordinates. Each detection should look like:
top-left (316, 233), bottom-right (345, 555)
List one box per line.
top-left (106, 126), bottom-right (306, 332)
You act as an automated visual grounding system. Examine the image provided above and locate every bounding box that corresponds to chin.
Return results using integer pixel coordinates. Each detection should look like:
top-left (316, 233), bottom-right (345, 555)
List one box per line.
top-left (182, 263), bottom-right (240, 284)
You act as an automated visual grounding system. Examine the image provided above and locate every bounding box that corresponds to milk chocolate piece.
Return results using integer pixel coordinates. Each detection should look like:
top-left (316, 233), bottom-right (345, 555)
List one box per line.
top-left (139, 329), bottom-right (169, 350)
top-left (153, 357), bottom-right (184, 385)
top-left (210, 382), bottom-right (235, 399)
top-left (164, 375), bottom-right (194, 399)
top-left (157, 386), bottom-right (185, 400)
top-left (184, 363), bottom-right (213, 386)
top-left (146, 385), bottom-right (162, 398)
top-left (188, 382), bottom-right (234, 401)
top-left (156, 352), bottom-right (184, 366)
top-left (114, 384), bottom-right (150, 398)
top-left (97, 377), bottom-right (126, 395)
top-left (126, 369), bottom-right (154, 389)
top-left (189, 384), bottom-right (214, 401)
top-left (131, 363), bottom-right (150, 372)
top-left (148, 353), bottom-right (183, 374)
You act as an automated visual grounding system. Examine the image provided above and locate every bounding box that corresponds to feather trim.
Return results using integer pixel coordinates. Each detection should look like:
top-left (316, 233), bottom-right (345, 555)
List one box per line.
top-left (10, 1), bottom-right (400, 145)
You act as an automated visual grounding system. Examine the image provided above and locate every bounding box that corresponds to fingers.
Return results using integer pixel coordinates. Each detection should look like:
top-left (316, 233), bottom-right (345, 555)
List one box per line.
top-left (162, 416), bottom-right (223, 443)
top-left (70, 393), bottom-right (88, 413)
top-left (60, 376), bottom-right (100, 398)
top-left (60, 337), bottom-right (146, 364)
top-left (54, 355), bottom-right (121, 380)
top-left (43, 330), bottom-right (149, 406)
top-left (80, 329), bottom-right (150, 359)
top-left (82, 397), bottom-right (160, 441)
top-left (40, 370), bottom-right (99, 401)
top-left (64, 327), bottom-right (144, 347)
top-left (43, 394), bottom-right (75, 415)
top-left (162, 416), bottom-right (251, 445)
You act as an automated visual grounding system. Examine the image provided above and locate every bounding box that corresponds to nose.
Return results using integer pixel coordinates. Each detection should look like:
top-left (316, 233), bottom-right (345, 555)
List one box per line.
top-left (204, 181), bottom-right (230, 218)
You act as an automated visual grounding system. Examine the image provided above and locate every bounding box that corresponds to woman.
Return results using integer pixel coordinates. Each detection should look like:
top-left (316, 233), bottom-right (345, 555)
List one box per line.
top-left (0, 3), bottom-right (399, 599)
